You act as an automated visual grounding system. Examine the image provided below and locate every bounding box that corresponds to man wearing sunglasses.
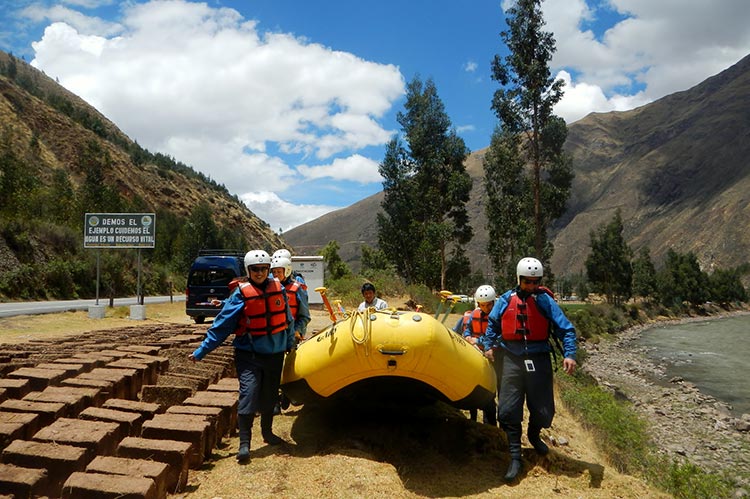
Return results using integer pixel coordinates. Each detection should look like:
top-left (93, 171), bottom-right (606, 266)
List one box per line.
top-left (189, 249), bottom-right (295, 463)
top-left (480, 257), bottom-right (577, 482)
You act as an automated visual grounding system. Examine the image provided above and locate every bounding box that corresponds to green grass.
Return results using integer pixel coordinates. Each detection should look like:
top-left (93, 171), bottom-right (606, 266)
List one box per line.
top-left (557, 372), bottom-right (735, 498)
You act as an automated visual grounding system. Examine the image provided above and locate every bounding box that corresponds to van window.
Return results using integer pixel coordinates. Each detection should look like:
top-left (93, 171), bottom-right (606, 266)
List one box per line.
top-left (189, 268), bottom-right (237, 287)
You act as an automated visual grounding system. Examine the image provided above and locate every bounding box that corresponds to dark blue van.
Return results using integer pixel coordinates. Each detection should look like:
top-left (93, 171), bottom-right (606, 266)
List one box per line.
top-left (186, 250), bottom-right (244, 324)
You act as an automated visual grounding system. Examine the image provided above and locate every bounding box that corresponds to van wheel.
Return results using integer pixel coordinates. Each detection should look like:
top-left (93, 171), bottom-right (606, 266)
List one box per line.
top-left (194, 316), bottom-right (205, 324)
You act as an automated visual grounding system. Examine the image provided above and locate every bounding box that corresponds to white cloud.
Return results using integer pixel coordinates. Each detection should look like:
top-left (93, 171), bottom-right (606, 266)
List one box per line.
top-left (464, 60), bottom-right (477, 72)
top-left (20, 4), bottom-right (121, 36)
top-left (542, 0), bottom-right (750, 122)
top-left (297, 154), bottom-right (382, 184)
top-left (240, 191), bottom-right (338, 233)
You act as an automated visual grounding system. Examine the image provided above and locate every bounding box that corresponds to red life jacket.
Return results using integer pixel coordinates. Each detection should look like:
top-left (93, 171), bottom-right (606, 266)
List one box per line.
top-left (469, 308), bottom-right (489, 338)
top-left (501, 292), bottom-right (550, 342)
top-left (234, 279), bottom-right (289, 336)
top-left (283, 280), bottom-right (301, 319)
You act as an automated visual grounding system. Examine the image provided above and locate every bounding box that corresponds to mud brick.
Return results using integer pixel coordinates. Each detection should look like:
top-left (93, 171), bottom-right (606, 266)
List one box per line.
top-left (116, 437), bottom-right (191, 493)
top-left (161, 372), bottom-right (209, 391)
top-left (166, 404), bottom-right (225, 439)
top-left (52, 357), bottom-right (98, 372)
top-left (2, 440), bottom-right (89, 496)
top-left (6, 367), bottom-right (67, 392)
top-left (0, 378), bottom-right (31, 399)
top-left (97, 350), bottom-right (130, 359)
top-left (141, 415), bottom-right (210, 468)
top-left (35, 362), bottom-right (86, 377)
top-left (140, 385), bottom-right (192, 410)
top-left (22, 389), bottom-right (91, 417)
top-left (86, 455), bottom-right (169, 499)
top-left (117, 345), bottom-right (162, 356)
top-left (158, 334), bottom-right (203, 347)
top-left (79, 407), bottom-right (144, 440)
top-left (158, 412), bottom-right (216, 459)
top-left (0, 411), bottom-right (40, 441)
top-left (215, 377), bottom-right (239, 390)
top-left (61, 471), bottom-right (157, 499)
top-left (69, 354), bottom-right (111, 369)
top-left (0, 462), bottom-right (48, 498)
top-left (206, 381), bottom-right (238, 393)
top-left (183, 391), bottom-right (238, 433)
top-left (42, 385), bottom-right (105, 408)
top-left (62, 377), bottom-right (117, 399)
top-left (0, 399), bottom-right (65, 426)
top-left (33, 418), bottom-right (120, 457)
top-left (130, 354), bottom-right (169, 374)
top-left (107, 359), bottom-right (156, 386)
top-left (0, 389), bottom-right (5, 404)
top-left (98, 367), bottom-right (141, 399)
top-left (102, 398), bottom-right (161, 418)
top-left (77, 368), bottom-right (133, 399)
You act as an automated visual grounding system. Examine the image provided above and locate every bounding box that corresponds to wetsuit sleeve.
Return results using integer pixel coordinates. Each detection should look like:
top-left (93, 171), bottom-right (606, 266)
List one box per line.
top-left (452, 316), bottom-right (463, 334)
top-left (462, 314), bottom-right (473, 338)
top-left (191, 290), bottom-right (245, 360)
top-left (481, 291), bottom-right (510, 350)
top-left (281, 287), bottom-right (295, 351)
top-left (295, 287), bottom-right (311, 336)
top-left (536, 294), bottom-right (577, 359)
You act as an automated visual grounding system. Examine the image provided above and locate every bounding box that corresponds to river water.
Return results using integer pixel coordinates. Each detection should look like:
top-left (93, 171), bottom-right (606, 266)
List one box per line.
top-left (637, 314), bottom-right (750, 416)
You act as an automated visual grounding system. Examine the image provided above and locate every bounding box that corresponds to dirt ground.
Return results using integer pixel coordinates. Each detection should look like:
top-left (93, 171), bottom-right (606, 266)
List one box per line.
top-left (0, 300), bottom-right (666, 498)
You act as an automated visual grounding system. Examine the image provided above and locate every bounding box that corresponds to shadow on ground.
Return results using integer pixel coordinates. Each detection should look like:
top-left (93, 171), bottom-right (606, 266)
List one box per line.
top-left (284, 399), bottom-right (605, 496)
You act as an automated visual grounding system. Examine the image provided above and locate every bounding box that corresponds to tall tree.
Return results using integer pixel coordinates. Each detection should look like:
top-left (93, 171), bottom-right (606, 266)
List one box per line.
top-left (485, 0), bottom-right (573, 273)
top-left (632, 247), bottom-right (657, 302)
top-left (585, 210), bottom-right (633, 304)
top-left (377, 76), bottom-right (472, 289)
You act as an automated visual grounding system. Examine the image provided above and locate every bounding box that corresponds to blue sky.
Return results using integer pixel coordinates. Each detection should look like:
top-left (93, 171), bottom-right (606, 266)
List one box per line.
top-left (2, 0), bottom-right (750, 233)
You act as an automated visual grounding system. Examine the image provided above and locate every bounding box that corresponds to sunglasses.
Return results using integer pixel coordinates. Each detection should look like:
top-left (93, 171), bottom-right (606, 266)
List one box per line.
top-left (249, 266), bottom-right (269, 273)
top-left (521, 277), bottom-right (541, 285)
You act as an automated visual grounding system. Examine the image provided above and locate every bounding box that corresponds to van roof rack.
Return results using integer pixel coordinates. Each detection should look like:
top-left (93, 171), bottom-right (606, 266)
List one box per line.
top-left (197, 249), bottom-right (245, 257)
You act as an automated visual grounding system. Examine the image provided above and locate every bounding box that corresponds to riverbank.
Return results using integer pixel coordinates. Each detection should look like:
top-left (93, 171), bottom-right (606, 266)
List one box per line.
top-left (580, 309), bottom-right (750, 491)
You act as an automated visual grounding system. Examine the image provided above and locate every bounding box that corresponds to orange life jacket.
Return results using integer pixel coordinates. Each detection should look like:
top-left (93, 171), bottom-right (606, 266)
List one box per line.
top-left (234, 279), bottom-right (289, 336)
top-left (501, 292), bottom-right (550, 342)
top-left (469, 308), bottom-right (489, 338)
top-left (283, 280), bottom-right (301, 319)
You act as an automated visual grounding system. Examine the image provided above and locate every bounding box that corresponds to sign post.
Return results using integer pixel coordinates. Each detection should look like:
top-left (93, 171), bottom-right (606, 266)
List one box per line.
top-left (84, 213), bottom-right (156, 320)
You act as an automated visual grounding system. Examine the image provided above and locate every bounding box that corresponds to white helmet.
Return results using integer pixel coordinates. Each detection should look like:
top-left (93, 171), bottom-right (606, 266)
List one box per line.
top-left (271, 256), bottom-right (293, 278)
top-left (272, 249), bottom-right (292, 260)
top-left (244, 250), bottom-right (271, 275)
top-left (517, 257), bottom-right (544, 283)
top-left (474, 285), bottom-right (497, 304)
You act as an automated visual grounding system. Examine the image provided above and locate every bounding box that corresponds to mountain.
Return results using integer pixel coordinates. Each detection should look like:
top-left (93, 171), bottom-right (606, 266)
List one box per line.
top-left (285, 53), bottom-right (750, 277)
top-left (0, 51), bottom-right (284, 276)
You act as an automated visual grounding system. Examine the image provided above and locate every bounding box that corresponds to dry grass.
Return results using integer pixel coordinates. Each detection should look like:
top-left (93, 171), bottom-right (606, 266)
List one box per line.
top-left (0, 301), bottom-right (667, 498)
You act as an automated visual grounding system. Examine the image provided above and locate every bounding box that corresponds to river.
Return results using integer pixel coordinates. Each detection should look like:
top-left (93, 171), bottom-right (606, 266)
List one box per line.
top-left (637, 313), bottom-right (750, 416)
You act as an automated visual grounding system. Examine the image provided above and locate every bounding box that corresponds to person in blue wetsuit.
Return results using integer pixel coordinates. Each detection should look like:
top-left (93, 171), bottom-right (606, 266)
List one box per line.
top-left (463, 285), bottom-right (498, 425)
top-left (189, 249), bottom-right (295, 463)
top-left (481, 257), bottom-right (577, 482)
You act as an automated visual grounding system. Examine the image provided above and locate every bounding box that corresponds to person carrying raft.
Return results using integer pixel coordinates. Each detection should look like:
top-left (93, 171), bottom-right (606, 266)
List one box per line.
top-left (481, 257), bottom-right (577, 482)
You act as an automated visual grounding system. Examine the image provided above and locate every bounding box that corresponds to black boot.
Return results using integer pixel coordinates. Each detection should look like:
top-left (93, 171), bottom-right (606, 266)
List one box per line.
top-left (237, 414), bottom-right (253, 462)
top-left (503, 424), bottom-right (523, 482)
top-left (261, 412), bottom-right (284, 445)
top-left (528, 424), bottom-right (549, 456)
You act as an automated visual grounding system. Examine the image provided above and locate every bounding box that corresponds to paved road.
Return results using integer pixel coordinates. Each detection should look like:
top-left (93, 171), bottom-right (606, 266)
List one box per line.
top-left (0, 295), bottom-right (185, 318)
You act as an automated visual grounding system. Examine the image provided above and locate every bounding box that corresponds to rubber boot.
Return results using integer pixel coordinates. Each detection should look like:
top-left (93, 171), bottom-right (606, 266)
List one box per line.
top-left (528, 424), bottom-right (549, 456)
top-left (260, 412), bottom-right (284, 445)
top-left (503, 424), bottom-right (523, 482)
top-left (469, 408), bottom-right (478, 421)
top-left (237, 414), bottom-right (253, 462)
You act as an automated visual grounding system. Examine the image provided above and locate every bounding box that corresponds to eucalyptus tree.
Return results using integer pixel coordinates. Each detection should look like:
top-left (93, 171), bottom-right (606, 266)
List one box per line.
top-left (484, 0), bottom-right (573, 282)
top-left (377, 76), bottom-right (472, 289)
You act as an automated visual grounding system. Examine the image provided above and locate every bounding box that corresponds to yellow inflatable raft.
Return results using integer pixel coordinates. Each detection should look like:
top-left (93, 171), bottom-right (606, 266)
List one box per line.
top-left (281, 308), bottom-right (497, 409)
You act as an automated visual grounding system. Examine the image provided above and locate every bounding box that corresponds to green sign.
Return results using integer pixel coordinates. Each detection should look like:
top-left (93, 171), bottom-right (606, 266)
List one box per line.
top-left (84, 213), bottom-right (156, 248)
